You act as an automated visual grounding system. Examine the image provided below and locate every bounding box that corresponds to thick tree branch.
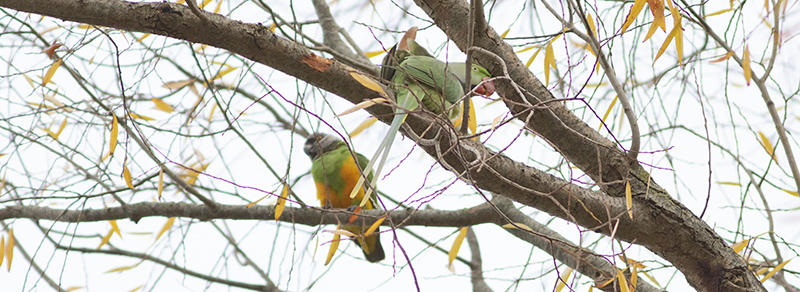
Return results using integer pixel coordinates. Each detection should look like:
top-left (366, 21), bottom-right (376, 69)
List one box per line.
top-left (0, 0), bottom-right (766, 290)
top-left (410, 0), bottom-right (765, 291)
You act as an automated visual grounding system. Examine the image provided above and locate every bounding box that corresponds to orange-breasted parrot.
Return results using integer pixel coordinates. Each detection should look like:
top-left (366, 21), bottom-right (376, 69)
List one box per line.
top-left (303, 133), bottom-right (385, 263)
top-left (348, 29), bottom-right (496, 201)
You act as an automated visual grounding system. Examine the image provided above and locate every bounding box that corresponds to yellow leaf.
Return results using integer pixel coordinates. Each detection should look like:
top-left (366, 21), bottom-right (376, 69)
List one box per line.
top-left (268, 23), bottom-right (277, 33)
top-left (652, 28), bottom-right (676, 64)
top-left (157, 169), bottom-right (164, 200)
top-left (162, 79), bottom-right (195, 90)
top-left (127, 285), bottom-right (144, 292)
top-left (77, 24), bottom-right (102, 29)
top-left (761, 259), bottom-right (791, 283)
top-left (587, 13), bottom-right (598, 44)
top-left (66, 286), bottom-right (84, 291)
top-left (710, 51), bottom-right (736, 63)
top-left (731, 239), bottom-right (749, 253)
top-left (705, 8), bottom-right (734, 17)
top-left (742, 45), bottom-right (751, 86)
top-left (200, 0), bottom-right (212, 8)
top-left (213, 0), bottom-right (223, 13)
top-left (325, 226), bottom-right (341, 266)
top-left (136, 33), bottom-right (150, 42)
top-left (195, 44), bottom-right (207, 53)
top-left (246, 194), bottom-right (269, 208)
top-left (598, 96), bottom-right (618, 131)
top-left (669, 5), bottom-right (683, 65)
top-left (208, 102), bottom-right (218, 121)
top-left (155, 217), bottom-right (175, 242)
top-left (595, 276), bottom-right (614, 288)
top-left (453, 98), bottom-right (477, 136)
top-left (520, 46), bottom-right (542, 68)
top-left (0, 236), bottom-right (3, 269)
top-left (544, 41), bottom-right (555, 84)
top-left (337, 98), bottom-right (388, 117)
top-left (716, 181), bottom-right (741, 186)
top-left (781, 189), bottom-right (799, 197)
top-left (759, 131), bottom-right (777, 163)
top-left (97, 229), bottom-right (113, 249)
top-left (151, 98), bottom-right (175, 113)
top-left (626, 181), bottom-right (633, 219)
top-left (128, 113), bottom-right (155, 121)
top-left (43, 93), bottom-right (72, 112)
top-left (631, 265), bottom-right (639, 288)
top-left (617, 268), bottom-right (631, 292)
top-left (643, 2), bottom-right (665, 42)
top-left (23, 74), bottom-right (35, 89)
top-left (110, 220), bottom-right (122, 239)
top-left (324, 229), bottom-right (356, 237)
top-left (501, 223), bottom-right (533, 232)
top-left (500, 28), bottom-right (511, 39)
top-left (212, 65), bottom-right (237, 81)
top-left (555, 267), bottom-right (573, 292)
top-left (350, 117), bottom-right (378, 138)
top-left (641, 270), bottom-right (661, 287)
top-left (275, 184), bottom-right (288, 220)
top-left (517, 45), bottom-right (539, 53)
top-left (448, 227), bottom-right (469, 268)
top-left (349, 71), bottom-right (387, 96)
top-left (109, 114), bottom-right (118, 156)
top-left (0, 228), bottom-right (9, 271)
top-left (42, 58), bottom-right (63, 86)
top-left (620, 0), bottom-right (647, 34)
top-left (364, 216), bottom-right (385, 237)
top-left (123, 161), bottom-right (135, 189)
top-left (105, 262), bottom-right (140, 273)
top-left (365, 50), bottom-right (387, 58)
top-left (491, 114), bottom-right (503, 131)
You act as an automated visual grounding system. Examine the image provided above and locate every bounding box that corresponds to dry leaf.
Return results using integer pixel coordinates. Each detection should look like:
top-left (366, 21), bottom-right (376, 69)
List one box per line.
top-left (325, 226), bottom-right (341, 266)
top-left (162, 79), bottom-right (194, 90)
top-left (157, 169), bottom-right (164, 200)
top-left (710, 51), bottom-right (735, 63)
top-left (155, 217), bottom-right (175, 241)
top-left (151, 98), bottom-right (175, 113)
top-left (502, 223), bottom-right (533, 232)
top-left (349, 72), bottom-right (387, 96)
top-left (555, 267), bottom-right (573, 292)
top-left (626, 181), bottom-right (633, 219)
top-left (620, 0), bottom-right (647, 34)
top-left (42, 58), bottom-right (63, 86)
top-left (731, 239), bottom-right (749, 253)
top-left (364, 216), bottom-right (385, 237)
top-left (109, 114), bottom-right (118, 156)
top-left (448, 227), bottom-right (469, 269)
top-left (742, 45), bottom-right (751, 85)
top-left (349, 117), bottom-right (378, 138)
top-left (337, 98), bottom-right (388, 117)
top-left (275, 184), bottom-right (288, 220)
top-left (761, 259), bottom-right (792, 283)
top-left (758, 131), bottom-right (777, 163)
top-left (110, 220), bottom-right (122, 239)
top-left (97, 229), bottom-right (113, 249)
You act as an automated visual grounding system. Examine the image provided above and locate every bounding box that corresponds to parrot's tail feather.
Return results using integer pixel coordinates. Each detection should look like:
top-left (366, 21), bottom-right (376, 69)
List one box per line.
top-left (346, 225), bottom-right (386, 263)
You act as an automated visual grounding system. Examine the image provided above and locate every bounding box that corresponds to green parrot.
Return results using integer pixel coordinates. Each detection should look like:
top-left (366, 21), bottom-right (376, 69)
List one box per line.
top-left (349, 29), bottom-right (496, 201)
top-left (303, 133), bottom-right (385, 263)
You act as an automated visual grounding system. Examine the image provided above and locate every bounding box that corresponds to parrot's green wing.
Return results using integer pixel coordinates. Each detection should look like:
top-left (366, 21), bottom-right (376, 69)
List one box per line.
top-left (350, 30), bottom-right (495, 208)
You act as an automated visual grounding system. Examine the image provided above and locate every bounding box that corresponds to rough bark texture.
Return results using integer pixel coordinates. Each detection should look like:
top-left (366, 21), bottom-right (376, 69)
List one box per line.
top-left (0, 0), bottom-right (766, 291)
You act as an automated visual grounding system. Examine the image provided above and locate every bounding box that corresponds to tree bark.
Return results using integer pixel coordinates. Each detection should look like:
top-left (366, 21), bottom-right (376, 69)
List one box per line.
top-left (0, 0), bottom-right (766, 290)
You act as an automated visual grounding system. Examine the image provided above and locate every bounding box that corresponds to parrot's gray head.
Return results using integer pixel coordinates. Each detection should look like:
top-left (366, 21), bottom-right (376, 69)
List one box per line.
top-left (303, 133), bottom-right (342, 160)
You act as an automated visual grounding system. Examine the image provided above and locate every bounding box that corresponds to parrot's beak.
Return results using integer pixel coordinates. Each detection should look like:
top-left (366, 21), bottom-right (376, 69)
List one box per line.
top-left (472, 77), bottom-right (495, 97)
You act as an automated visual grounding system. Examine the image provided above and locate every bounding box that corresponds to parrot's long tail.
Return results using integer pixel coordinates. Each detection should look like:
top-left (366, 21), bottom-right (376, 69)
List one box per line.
top-left (346, 225), bottom-right (385, 263)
